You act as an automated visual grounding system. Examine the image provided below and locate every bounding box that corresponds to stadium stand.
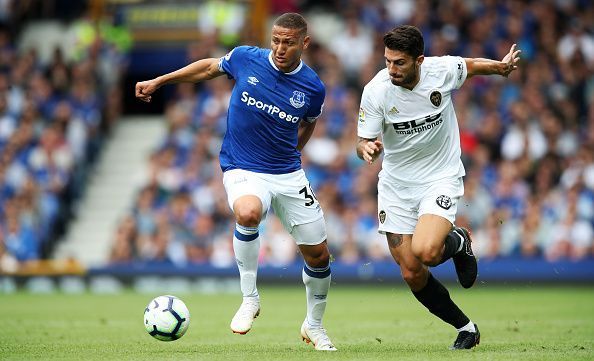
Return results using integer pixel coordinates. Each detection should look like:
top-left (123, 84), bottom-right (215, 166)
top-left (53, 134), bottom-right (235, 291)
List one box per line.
top-left (0, 1), bottom-right (128, 272)
top-left (109, 0), bottom-right (594, 268)
top-left (1, 1), bottom-right (593, 282)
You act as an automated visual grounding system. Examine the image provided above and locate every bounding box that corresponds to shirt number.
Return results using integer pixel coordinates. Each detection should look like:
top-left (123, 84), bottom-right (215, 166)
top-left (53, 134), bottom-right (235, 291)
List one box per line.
top-left (299, 185), bottom-right (317, 207)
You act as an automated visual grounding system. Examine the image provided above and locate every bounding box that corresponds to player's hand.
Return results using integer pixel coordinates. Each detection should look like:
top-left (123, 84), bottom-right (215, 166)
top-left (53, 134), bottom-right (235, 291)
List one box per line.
top-left (135, 80), bottom-right (160, 103)
top-left (361, 139), bottom-right (383, 164)
top-left (501, 43), bottom-right (521, 77)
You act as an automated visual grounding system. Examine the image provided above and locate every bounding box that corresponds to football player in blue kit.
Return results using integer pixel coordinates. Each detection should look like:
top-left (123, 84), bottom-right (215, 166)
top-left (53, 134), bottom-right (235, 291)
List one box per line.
top-left (135, 13), bottom-right (336, 351)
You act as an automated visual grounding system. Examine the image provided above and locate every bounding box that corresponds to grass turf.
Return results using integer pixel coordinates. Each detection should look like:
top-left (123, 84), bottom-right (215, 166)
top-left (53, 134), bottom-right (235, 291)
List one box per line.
top-left (0, 284), bottom-right (592, 361)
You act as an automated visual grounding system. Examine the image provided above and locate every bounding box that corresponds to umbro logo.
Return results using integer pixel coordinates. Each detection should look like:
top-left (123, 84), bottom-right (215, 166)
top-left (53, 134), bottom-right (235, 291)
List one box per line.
top-left (388, 106), bottom-right (399, 115)
top-left (247, 76), bottom-right (259, 85)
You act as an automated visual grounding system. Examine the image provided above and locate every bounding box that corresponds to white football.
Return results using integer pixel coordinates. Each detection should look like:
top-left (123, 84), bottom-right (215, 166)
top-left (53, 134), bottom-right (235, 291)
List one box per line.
top-left (144, 295), bottom-right (190, 341)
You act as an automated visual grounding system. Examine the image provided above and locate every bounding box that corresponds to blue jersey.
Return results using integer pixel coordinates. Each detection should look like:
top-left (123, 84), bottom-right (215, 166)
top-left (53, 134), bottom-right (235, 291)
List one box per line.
top-left (217, 46), bottom-right (325, 174)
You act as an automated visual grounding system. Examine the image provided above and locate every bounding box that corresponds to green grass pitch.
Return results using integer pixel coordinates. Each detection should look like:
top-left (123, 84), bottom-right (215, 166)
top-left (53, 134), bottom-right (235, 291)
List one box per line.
top-left (0, 284), bottom-right (593, 360)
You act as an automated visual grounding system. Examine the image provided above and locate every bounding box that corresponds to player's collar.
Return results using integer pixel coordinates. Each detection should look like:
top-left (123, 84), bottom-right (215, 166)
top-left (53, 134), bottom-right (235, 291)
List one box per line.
top-left (268, 51), bottom-right (303, 75)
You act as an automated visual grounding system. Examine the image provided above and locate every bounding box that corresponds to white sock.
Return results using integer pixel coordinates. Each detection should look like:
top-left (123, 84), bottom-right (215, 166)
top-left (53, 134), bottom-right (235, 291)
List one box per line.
top-left (233, 224), bottom-right (260, 298)
top-left (302, 264), bottom-right (331, 328)
top-left (456, 321), bottom-right (476, 333)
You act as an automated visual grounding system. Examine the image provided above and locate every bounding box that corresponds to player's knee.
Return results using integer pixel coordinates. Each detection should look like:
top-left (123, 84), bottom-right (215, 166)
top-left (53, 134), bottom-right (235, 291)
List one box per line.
top-left (234, 207), bottom-right (261, 227)
top-left (400, 267), bottom-right (425, 289)
top-left (412, 243), bottom-right (441, 266)
top-left (233, 196), bottom-right (263, 227)
top-left (303, 244), bottom-right (330, 268)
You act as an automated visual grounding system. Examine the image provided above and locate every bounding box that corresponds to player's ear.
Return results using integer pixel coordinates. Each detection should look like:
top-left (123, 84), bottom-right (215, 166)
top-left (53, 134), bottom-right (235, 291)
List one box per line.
top-left (302, 35), bottom-right (310, 50)
top-left (416, 55), bottom-right (425, 66)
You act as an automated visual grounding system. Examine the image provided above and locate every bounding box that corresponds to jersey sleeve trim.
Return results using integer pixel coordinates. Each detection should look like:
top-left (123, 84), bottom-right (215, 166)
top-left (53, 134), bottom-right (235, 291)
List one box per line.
top-left (357, 129), bottom-right (382, 139)
top-left (305, 106), bottom-right (322, 123)
top-left (453, 56), bottom-right (467, 89)
top-left (219, 46), bottom-right (250, 79)
top-left (217, 57), bottom-right (226, 73)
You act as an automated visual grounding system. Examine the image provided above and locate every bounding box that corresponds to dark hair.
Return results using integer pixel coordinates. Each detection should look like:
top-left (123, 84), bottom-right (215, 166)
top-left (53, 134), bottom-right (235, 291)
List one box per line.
top-left (273, 13), bottom-right (308, 36)
top-left (383, 25), bottom-right (424, 59)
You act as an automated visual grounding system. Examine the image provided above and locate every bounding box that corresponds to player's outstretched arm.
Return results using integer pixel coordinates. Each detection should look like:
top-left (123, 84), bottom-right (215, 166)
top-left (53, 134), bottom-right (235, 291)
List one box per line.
top-left (356, 137), bottom-right (383, 164)
top-left (465, 43), bottom-right (521, 79)
top-left (135, 58), bottom-right (224, 103)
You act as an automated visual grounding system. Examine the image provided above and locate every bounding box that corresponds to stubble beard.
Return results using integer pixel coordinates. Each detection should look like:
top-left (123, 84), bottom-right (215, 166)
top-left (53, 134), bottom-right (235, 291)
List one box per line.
top-left (390, 63), bottom-right (418, 88)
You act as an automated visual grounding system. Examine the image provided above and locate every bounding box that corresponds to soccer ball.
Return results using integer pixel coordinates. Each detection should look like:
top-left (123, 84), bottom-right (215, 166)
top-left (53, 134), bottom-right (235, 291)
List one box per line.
top-left (144, 295), bottom-right (190, 341)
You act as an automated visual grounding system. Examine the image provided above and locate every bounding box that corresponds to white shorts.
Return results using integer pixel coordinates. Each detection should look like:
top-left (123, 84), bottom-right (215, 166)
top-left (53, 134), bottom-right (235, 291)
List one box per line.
top-left (377, 176), bottom-right (464, 235)
top-left (222, 168), bottom-right (326, 245)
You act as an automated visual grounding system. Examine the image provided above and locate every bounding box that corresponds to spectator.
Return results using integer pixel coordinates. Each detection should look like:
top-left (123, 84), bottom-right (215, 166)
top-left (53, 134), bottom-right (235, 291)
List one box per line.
top-left (109, 0), bottom-right (594, 267)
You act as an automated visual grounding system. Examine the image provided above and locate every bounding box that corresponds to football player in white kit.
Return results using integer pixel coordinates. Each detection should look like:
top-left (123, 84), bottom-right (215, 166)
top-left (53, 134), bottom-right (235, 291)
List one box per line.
top-left (357, 25), bottom-right (520, 349)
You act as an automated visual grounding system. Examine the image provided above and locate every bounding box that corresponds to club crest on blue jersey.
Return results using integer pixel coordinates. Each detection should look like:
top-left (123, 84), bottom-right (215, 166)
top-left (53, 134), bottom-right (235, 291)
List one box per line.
top-left (290, 90), bottom-right (306, 108)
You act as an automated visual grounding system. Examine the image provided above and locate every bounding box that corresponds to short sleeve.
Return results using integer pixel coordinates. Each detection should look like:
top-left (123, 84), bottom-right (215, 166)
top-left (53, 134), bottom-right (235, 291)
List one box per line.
top-left (442, 56), bottom-right (467, 90)
top-left (218, 46), bottom-right (251, 80)
top-left (357, 85), bottom-right (384, 139)
top-left (304, 83), bottom-right (326, 123)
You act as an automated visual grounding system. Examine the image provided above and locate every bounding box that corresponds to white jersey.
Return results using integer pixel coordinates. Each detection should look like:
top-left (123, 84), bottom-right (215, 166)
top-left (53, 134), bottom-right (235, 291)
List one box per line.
top-left (358, 56), bottom-right (467, 186)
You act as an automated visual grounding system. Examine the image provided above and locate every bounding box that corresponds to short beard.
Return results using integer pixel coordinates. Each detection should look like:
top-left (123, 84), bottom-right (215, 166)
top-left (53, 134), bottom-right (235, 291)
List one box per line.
top-left (390, 63), bottom-right (418, 88)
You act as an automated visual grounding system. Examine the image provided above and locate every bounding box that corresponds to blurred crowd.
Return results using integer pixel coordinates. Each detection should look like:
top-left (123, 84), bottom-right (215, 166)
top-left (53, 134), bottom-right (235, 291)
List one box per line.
top-left (0, 2), bottom-right (129, 269)
top-left (110, 0), bottom-right (594, 267)
top-left (2, 0), bottom-right (593, 269)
